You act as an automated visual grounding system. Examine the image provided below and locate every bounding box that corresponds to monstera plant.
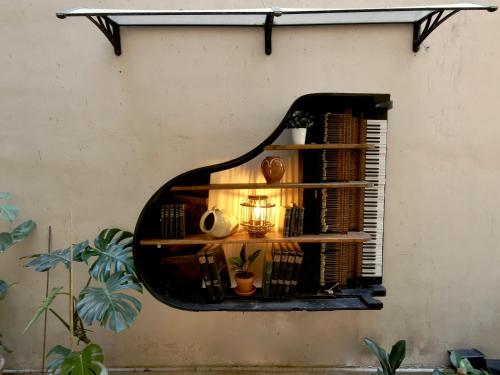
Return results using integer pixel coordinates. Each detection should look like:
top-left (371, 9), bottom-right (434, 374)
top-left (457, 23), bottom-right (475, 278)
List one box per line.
top-left (23, 228), bottom-right (141, 374)
top-left (364, 337), bottom-right (406, 375)
top-left (0, 192), bottom-right (36, 355)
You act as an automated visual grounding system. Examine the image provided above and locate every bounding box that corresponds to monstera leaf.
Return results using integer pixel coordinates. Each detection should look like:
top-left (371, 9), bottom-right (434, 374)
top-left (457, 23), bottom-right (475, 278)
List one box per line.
top-left (83, 229), bottom-right (134, 281)
top-left (77, 272), bottom-right (142, 333)
top-left (24, 241), bottom-right (89, 272)
top-left (0, 204), bottom-right (19, 222)
top-left (47, 344), bottom-right (106, 375)
top-left (0, 220), bottom-right (36, 253)
top-left (23, 287), bottom-right (63, 334)
top-left (46, 345), bottom-right (72, 374)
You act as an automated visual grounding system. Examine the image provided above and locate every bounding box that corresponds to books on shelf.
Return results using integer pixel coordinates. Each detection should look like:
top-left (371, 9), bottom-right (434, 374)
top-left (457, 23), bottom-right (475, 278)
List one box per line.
top-left (283, 205), bottom-right (305, 238)
top-left (197, 244), bottom-right (231, 302)
top-left (262, 242), bottom-right (303, 299)
top-left (160, 204), bottom-right (186, 239)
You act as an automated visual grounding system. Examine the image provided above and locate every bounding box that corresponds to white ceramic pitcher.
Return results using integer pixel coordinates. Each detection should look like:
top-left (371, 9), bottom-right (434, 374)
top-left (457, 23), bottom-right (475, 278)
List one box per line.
top-left (199, 207), bottom-right (239, 238)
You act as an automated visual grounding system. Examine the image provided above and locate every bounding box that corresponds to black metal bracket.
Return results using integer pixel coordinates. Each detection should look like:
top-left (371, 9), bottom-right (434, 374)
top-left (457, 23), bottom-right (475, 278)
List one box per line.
top-left (413, 10), bottom-right (460, 52)
top-left (264, 7), bottom-right (282, 55)
top-left (86, 16), bottom-right (121, 55)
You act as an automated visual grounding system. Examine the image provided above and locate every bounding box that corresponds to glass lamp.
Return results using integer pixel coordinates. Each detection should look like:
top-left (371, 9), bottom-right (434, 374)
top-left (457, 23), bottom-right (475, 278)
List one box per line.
top-left (240, 195), bottom-right (275, 237)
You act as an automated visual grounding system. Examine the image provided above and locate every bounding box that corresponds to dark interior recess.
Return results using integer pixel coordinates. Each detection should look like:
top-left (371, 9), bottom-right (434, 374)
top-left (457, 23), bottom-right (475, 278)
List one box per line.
top-left (133, 93), bottom-right (390, 311)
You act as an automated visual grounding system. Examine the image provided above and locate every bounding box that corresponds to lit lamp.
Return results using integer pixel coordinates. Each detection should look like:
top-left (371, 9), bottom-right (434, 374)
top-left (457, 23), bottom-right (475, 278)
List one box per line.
top-left (240, 195), bottom-right (275, 237)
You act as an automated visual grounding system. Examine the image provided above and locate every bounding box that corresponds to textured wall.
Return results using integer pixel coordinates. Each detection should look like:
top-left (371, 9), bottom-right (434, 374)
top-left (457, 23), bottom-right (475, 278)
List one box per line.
top-left (1, 0), bottom-right (499, 369)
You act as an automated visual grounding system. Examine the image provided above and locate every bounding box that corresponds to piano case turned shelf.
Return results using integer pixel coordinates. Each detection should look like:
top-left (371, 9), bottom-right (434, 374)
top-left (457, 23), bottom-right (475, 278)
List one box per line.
top-left (133, 93), bottom-right (390, 311)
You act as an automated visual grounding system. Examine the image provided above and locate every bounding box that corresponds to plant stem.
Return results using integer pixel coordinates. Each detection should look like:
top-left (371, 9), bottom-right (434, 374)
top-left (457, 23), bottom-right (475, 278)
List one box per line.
top-left (49, 309), bottom-right (70, 331)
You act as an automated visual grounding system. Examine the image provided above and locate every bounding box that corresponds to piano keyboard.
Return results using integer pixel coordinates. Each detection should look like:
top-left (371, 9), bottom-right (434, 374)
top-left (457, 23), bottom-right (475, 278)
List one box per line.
top-left (362, 119), bottom-right (387, 278)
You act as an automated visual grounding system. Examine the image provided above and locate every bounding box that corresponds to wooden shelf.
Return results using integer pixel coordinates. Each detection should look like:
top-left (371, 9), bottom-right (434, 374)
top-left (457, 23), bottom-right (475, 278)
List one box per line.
top-left (265, 144), bottom-right (374, 150)
top-left (141, 231), bottom-right (370, 246)
top-left (171, 181), bottom-right (370, 191)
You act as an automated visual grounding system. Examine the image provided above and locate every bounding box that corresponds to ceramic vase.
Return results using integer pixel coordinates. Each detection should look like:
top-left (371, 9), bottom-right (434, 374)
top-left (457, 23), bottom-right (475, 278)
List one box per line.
top-left (199, 207), bottom-right (239, 238)
top-left (291, 128), bottom-right (307, 144)
top-left (261, 156), bottom-right (285, 184)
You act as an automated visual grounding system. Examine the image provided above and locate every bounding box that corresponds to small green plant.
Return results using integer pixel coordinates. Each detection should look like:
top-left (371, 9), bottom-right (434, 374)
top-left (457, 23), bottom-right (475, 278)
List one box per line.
top-left (286, 110), bottom-right (315, 129)
top-left (229, 245), bottom-right (262, 276)
top-left (0, 192), bottom-right (36, 353)
top-left (433, 351), bottom-right (489, 375)
top-left (364, 337), bottom-right (406, 375)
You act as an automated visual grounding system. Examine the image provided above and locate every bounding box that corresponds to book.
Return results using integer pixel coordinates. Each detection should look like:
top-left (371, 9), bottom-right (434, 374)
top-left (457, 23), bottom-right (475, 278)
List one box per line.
top-left (205, 244), bottom-right (230, 301)
top-left (298, 207), bottom-right (305, 236)
top-left (269, 243), bottom-right (281, 297)
top-left (289, 243), bottom-right (304, 297)
top-left (262, 249), bottom-right (273, 298)
top-left (283, 243), bottom-right (297, 297)
top-left (179, 204), bottom-right (186, 239)
top-left (283, 207), bottom-right (292, 237)
top-left (289, 207), bottom-right (297, 237)
top-left (197, 246), bottom-right (215, 302)
top-left (277, 243), bottom-right (289, 297)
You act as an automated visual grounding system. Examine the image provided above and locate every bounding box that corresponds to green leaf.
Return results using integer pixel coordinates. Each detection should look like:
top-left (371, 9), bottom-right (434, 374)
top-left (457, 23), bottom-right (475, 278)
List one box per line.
top-left (59, 344), bottom-right (105, 375)
top-left (0, 192), bottom-right (12, 200)
top-left (0, 280), bottom-right (9, 300)
top-left (450, 351), bottom-right (463, 368)
top-left (24, 240), bottom-right (89, 272)
top-left (83, 229), bottom-right (134, 281)
top-left (47, 345), bottom-right (71, 374)
top-left (248, 249), bottom-right (262, 264)
top-left (0, 204), bottom-right (19, 222)
top-left (459, 358), bottom-right (475, 372)
top-left (0, 232), bottom-right (14, 252)
top-left (11, 220), bottom-right (36, 243)
top-left (388, 340), bottom-right (406, 371)
top-left (364, 337), bottom-right (391, 375)
top-left (77, 272), bottom-right (142, 333)
top-left (23, 287), bottom-right (63, 334)
top-left (377, 368), bottom-right (384, 375)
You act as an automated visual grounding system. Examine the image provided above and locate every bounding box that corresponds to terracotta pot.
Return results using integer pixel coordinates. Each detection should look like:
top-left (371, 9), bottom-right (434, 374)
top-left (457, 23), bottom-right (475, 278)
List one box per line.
top-left (235, 272), bottom-right (255, 293)
top-left (291, 128), bottom-right (307, 144)
top-left (261, 156), bottom-right (285, 184)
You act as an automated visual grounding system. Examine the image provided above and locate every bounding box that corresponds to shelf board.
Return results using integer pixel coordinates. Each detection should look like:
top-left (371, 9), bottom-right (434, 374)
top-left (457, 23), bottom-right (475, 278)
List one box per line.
top-left (265, 143), bottom-right (374, 150)
top-left (141, 231), bottom-right (370, 246)
top-left (155, 285), bottom-right (386, 311)
top-left (171, 181), bottom-right (370, 191)
top-left (56, 4), bottom-right (497, 55)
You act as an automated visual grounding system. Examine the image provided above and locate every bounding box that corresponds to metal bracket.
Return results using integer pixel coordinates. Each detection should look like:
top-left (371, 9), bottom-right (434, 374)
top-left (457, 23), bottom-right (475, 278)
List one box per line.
top-left (264, 7), bottom-right (282, 55)
top-left (412, 10), bottom-right (460, 52)
top-left (86, 16), bottom-right (121, 55)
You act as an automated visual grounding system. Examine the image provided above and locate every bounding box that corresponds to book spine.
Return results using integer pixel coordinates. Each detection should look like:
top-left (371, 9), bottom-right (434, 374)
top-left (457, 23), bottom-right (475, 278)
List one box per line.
top-left (283, 207), bottom-right (291, 238)
top-left (289, 243), bottom-right (304, 297)
top-left (270, 244), bottom-right (281, 297)
top-left (160, 206), bottom-right (166, 239)
top-left (168, 205), bottom-right (174, 239)
top-left (179, 204), bottom-right (186, 239)
top-left (298, 207), bottom-right (305, 236)
top-left (289, 207), bottom-right (297, 237)
top-left (197, 249), bottom-right (215, 302)
top-left (283, 243), bottom-right (296, 298)
top-left (262, 250), bottom-right (273, 298)
top-left (206, 246), bottom-right (224, 301)
top-left (277, 243), bottom-right (288, 298)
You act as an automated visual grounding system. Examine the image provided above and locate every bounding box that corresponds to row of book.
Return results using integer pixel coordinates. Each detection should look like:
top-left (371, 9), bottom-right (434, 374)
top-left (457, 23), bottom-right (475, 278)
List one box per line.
top-left (262, 243), bottom-right (303, 299)
top-left (160, 204), bottom-right (186, 239)
top-left (283, 206), bottom-right (305, 237)
top-left (197, 244), bottom-right (231, 302)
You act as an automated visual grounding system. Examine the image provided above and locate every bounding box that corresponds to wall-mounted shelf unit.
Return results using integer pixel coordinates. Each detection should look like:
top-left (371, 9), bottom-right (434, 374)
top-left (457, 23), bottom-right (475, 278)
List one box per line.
top-left (133, 93), bottom-right (391, 312)
top-left (56, 4), bottom-right (496, 56)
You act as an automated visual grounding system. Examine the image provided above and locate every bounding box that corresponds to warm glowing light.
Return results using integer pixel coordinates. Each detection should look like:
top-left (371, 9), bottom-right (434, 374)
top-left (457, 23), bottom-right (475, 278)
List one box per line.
top-left (240, 195), bottom-right (275, 237)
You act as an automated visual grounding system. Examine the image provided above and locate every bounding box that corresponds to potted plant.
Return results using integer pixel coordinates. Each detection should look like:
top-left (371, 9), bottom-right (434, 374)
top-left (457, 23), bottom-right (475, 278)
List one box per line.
top-left (229, 245), bottom-right (262, 296)
top-left (286, 110), bottom-right (314, 144)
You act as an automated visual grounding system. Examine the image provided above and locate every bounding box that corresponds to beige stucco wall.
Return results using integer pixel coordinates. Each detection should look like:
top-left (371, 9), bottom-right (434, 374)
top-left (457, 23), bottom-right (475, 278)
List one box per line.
top-left (1, 0), bottom-right (499, 370)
